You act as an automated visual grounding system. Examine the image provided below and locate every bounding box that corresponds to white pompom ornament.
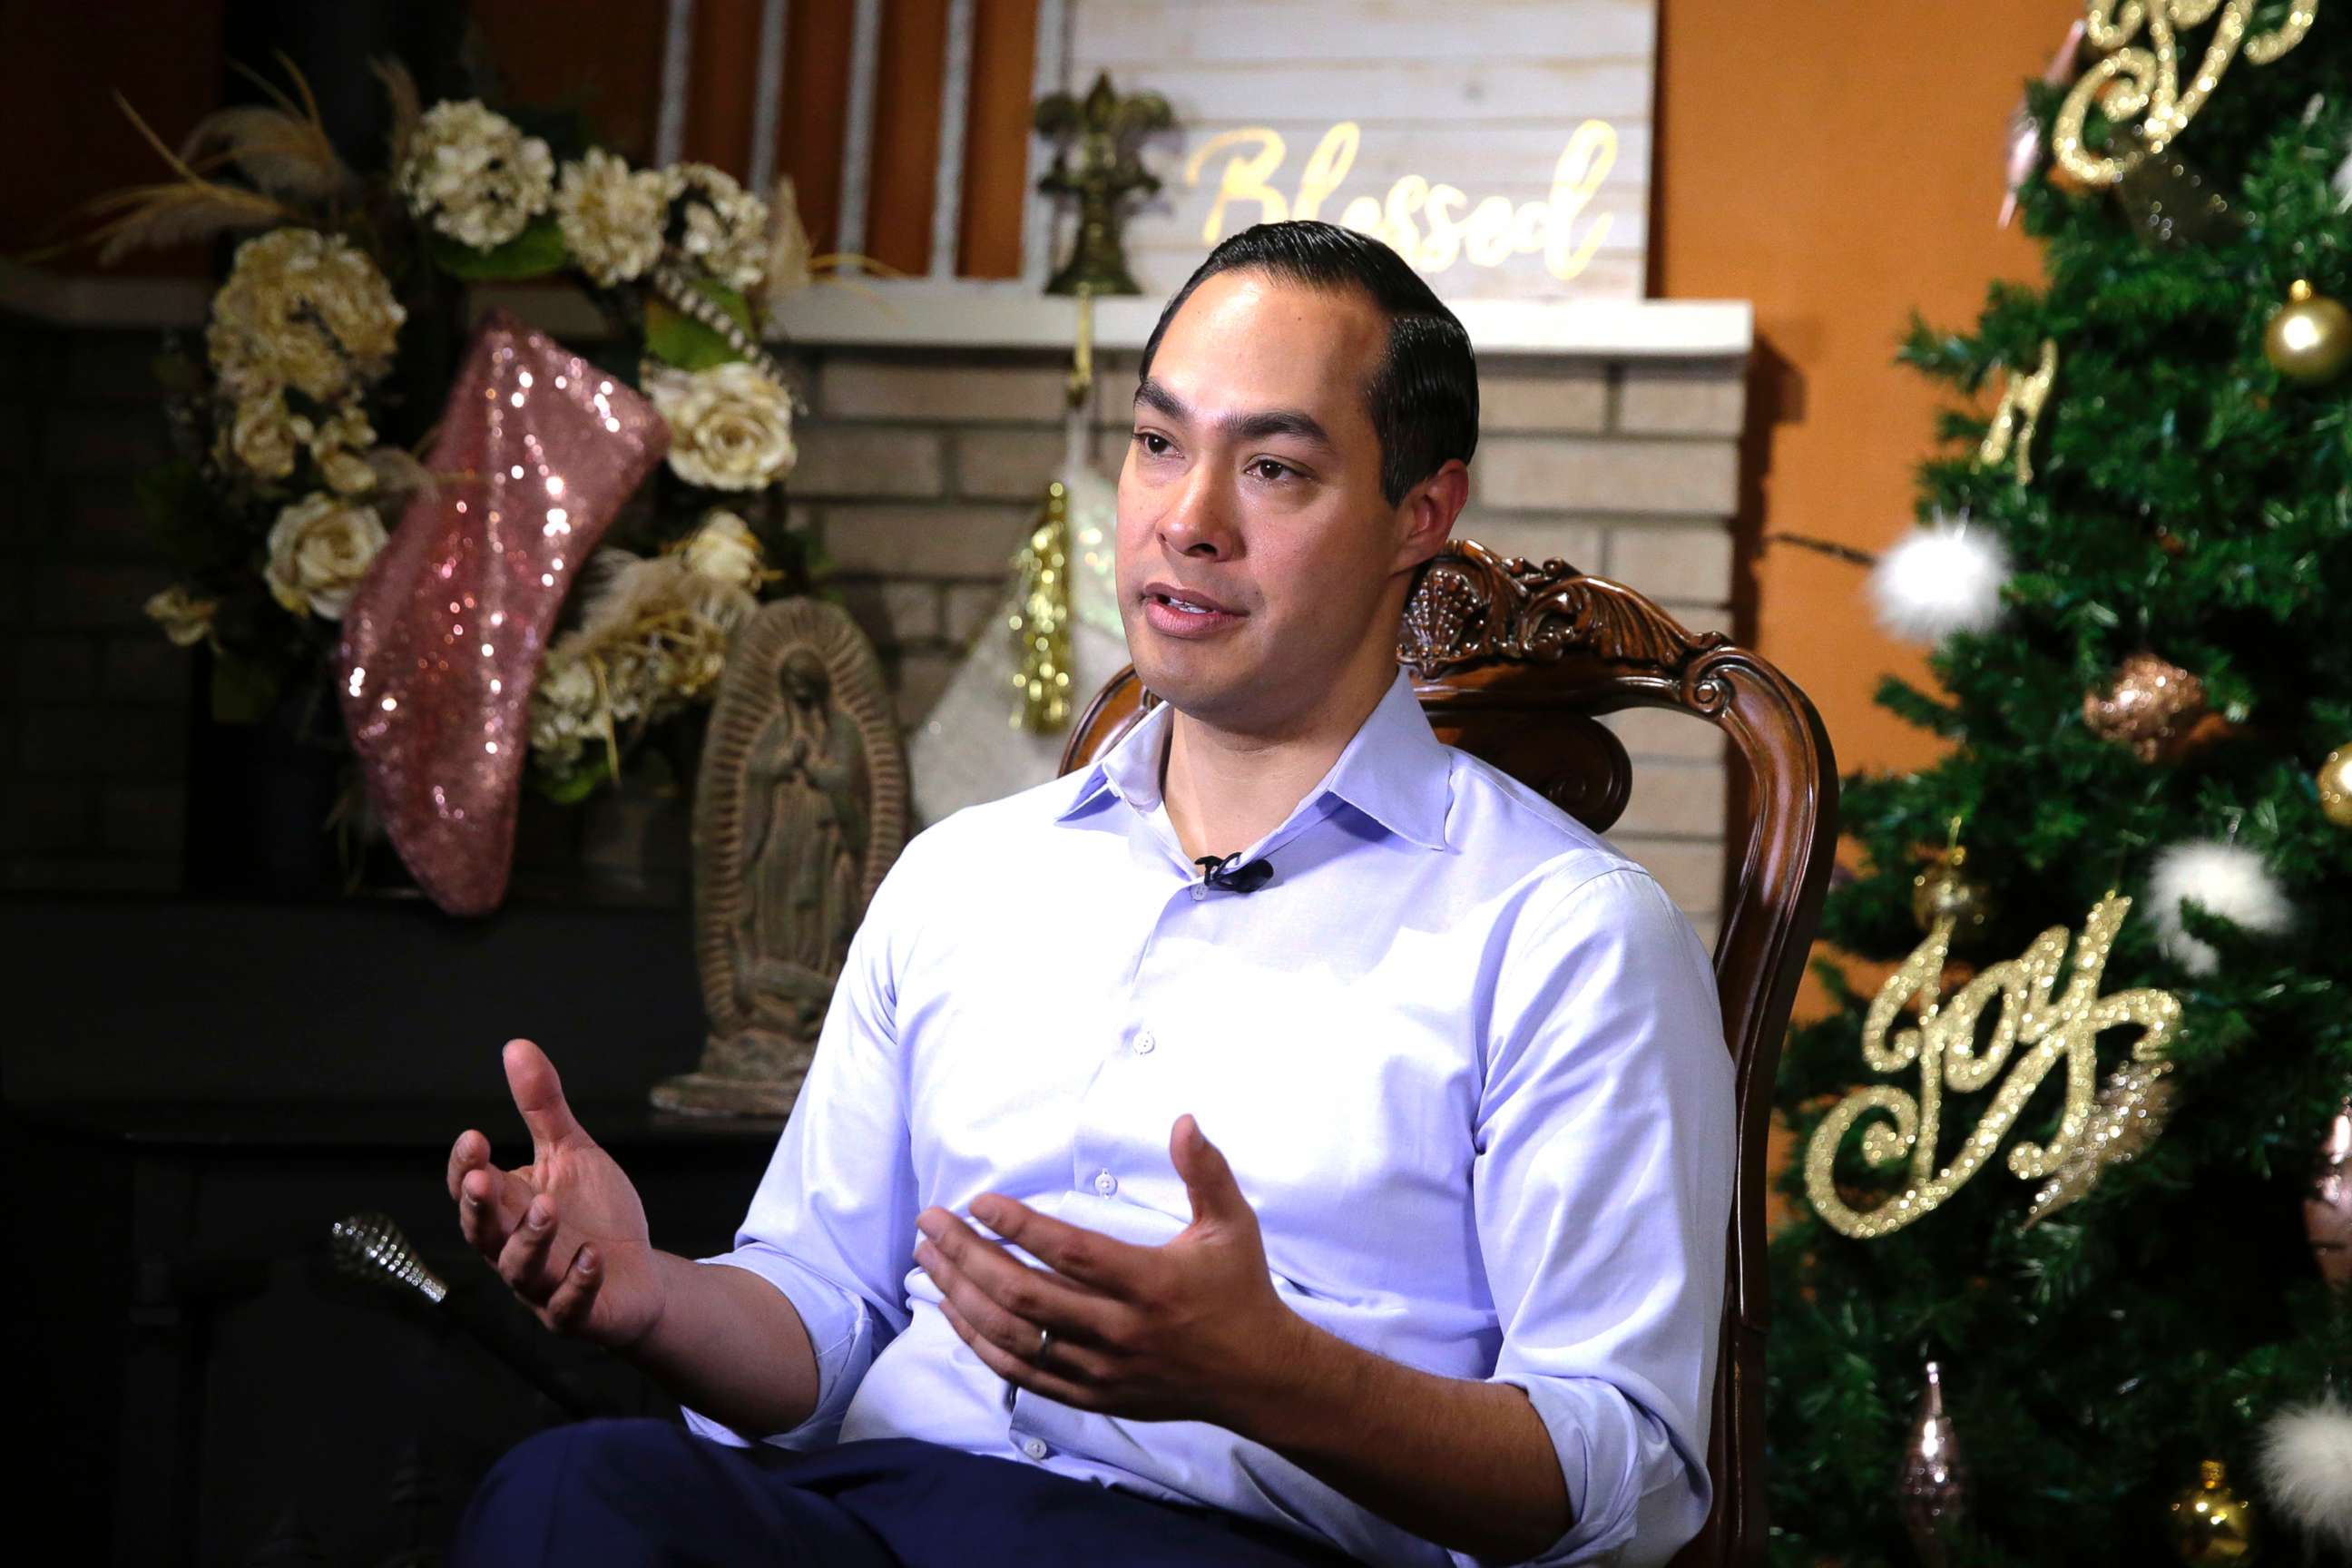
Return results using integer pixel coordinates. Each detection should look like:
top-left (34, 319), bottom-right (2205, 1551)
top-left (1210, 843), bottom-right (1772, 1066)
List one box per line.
top-left (1867, 516), bottom-right (2011, 644)
top-left (2258, 1396), bottom-right (2352, 1555)
top-left (2146, 839), bottom-right (2292, 975)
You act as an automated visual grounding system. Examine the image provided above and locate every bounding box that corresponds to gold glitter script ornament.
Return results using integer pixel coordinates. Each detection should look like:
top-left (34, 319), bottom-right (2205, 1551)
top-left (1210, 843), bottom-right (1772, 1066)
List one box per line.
top-left (1805, 892), bottom-right (2183, 1240)
top-left (2052, 2), bottom-right (2318, 188)
top-left (2170, 1460), bottom-right (2258, 1563)
top-left (2318, 746), bottom-right (2352, 829)
top-left (2265, 280), bottom-right (2352, 386)
top-left (1975, 339), bottom-right (2059, 485)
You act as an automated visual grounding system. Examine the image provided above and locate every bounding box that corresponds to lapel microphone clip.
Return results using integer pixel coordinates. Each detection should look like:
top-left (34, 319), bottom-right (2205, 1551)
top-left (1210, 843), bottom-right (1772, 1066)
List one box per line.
top-left (1193, 853), bottom-right (1274, 894)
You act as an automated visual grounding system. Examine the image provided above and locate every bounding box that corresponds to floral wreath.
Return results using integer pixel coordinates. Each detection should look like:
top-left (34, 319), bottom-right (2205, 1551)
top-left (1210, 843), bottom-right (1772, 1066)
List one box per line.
top-left (83, 57), bottom-right (851, 804)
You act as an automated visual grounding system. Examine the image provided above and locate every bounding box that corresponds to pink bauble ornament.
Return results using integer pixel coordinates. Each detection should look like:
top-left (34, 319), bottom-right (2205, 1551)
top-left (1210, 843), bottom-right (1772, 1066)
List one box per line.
top-left (338, 310), bottom-right (667, 915)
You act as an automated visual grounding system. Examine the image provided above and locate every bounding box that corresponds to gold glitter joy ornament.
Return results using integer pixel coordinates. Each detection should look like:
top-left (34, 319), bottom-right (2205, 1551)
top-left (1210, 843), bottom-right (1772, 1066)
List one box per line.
top-left (2265, 280), bottom-right (2352, 386)
top-left (1805, 887), bottom-right (2183, 1240)
top-left (2316, 745), bottom-right (2352, 829)
top-left (2170, 1460), bottom-right (2257, 1563)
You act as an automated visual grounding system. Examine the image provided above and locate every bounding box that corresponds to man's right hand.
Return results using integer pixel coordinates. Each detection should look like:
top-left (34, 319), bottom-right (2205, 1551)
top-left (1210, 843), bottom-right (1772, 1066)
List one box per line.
top-left (447, 1039), bottom-right (667, 1350)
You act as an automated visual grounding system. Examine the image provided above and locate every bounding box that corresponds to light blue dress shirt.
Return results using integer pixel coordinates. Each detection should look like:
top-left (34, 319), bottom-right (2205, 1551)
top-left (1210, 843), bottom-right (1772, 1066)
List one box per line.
top-left (682, 669), bottom-right (1734, 1567)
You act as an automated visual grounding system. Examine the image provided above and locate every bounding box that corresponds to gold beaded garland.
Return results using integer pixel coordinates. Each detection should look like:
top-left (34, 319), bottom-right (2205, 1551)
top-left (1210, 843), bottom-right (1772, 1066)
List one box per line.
top-left (1805, 892), bottom-right (2182, 1240)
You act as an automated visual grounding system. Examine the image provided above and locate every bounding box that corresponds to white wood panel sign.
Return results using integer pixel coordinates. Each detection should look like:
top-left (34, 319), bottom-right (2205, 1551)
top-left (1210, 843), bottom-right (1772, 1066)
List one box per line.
top-left (1064, 0), bottom-right (1657, 302)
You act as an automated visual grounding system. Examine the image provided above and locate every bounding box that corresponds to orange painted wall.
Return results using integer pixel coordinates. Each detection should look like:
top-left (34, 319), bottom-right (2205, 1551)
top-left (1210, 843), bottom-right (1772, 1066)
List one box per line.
top-left (1652, 0), bottom-right (2064, 797)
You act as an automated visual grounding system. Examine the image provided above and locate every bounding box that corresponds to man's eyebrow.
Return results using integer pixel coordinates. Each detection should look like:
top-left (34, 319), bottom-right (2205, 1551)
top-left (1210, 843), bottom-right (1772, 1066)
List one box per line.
top-left (1132, 377), bottom-right (1337, 455)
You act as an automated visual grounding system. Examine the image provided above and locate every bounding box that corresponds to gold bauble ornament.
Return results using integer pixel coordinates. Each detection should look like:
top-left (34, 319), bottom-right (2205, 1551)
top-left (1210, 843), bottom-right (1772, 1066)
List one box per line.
top-left (1805, 889), bottom-right (2183, 1240)
top-left (2264, 279), bottom-right (2352, 386)
top-left (2169, 1460), bottom-right (2256, 1563)
top-left (1911, 843), bottom-right (1994, 940)
top-left (2083, 652), bottom-right (2233, 763)
top-left (2317, 745), bottom-right (2352, 829)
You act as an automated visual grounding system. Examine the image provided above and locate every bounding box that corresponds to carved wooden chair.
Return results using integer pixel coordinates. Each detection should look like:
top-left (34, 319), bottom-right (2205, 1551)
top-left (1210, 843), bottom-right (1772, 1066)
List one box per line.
top-left (1056, 539), bottom-right (1838, 1568)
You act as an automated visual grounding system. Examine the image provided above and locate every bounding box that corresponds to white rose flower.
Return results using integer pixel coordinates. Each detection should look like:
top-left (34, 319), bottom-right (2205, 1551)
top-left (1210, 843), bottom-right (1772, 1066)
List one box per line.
top-left (397, 100), bottom-right (555, 250)
top-left (208, 229), bottom-right (405, 404)
top-left (556, 149), bottom-right (675, 286)
top-left (143, 585), bottom-right (219, 648)
top-left (681, 509), bottom-right (767, 590)
top-left (645, 362), bottom-right (797, 492)
top-left (671, 162), bottom-right (769, 292)
top-left (226, 392), bottom-right (312, 479)
top-left (265, 492), bottom-right (388, 620)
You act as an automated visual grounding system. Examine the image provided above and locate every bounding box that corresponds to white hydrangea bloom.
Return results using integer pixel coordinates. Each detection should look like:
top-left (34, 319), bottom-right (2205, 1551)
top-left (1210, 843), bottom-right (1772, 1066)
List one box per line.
top-left (556, 149), bottom-right (677, 286)
top-left (397, 100), bottom-right (555, 250)
top-left (208, 229), bottom-right (405, 404)
top-left (671, 162), bottom-right (769, 292)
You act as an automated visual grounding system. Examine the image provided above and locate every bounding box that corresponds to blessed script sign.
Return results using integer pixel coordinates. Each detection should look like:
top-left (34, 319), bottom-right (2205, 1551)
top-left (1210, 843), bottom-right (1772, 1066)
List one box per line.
top-left (1063, 0), bottom-right (1655, 300)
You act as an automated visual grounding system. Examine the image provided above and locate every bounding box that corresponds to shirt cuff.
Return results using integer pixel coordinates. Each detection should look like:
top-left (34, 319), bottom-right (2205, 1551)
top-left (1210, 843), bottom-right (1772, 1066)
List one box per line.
top-left (1454, 1373), bottom-right (1711, 1568)
top-left (675, 1244), bottom-right (879, 1451)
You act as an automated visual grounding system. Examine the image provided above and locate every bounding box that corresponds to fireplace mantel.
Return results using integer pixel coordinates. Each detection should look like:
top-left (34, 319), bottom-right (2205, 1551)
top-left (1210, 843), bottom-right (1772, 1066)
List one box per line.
top-left (0, 265), bottom-right (1749, 363)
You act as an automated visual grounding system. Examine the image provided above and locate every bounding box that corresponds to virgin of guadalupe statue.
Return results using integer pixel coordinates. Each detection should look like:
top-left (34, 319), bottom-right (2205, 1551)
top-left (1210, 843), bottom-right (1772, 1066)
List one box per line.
top-left (652, 599), bottom-right (906, 1116)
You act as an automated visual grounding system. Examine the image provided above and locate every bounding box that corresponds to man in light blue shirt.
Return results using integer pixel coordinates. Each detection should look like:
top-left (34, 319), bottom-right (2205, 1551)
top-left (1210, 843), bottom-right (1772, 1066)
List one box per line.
top-left (449, 220), bottom-right (1733, 1567)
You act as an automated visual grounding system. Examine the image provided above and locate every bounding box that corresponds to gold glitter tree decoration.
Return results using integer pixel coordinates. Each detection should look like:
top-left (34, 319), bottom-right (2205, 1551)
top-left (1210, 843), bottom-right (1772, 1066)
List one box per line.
top-left (1976, 338), bottom-right (2059, 485)
top-left (2051, 2), bottom-right (2318, 189)
top-left (1806, 882), bottom-right (2184, 1240)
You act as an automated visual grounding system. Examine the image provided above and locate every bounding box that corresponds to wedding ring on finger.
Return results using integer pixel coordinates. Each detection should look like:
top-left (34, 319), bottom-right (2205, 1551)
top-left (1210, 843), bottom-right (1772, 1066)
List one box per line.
top-left (1037, 1326), bottom-right (1054, 1365)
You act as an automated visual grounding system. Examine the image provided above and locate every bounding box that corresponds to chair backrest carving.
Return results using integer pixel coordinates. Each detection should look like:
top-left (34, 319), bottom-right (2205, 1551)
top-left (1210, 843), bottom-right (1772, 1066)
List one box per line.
top-left (1058, 540), bottom-right (1838, 1568)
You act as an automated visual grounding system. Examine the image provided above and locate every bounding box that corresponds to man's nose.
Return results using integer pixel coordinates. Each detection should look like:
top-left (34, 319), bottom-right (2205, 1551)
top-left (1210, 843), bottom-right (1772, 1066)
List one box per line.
top-left (1159, 469), bottom-right (1236, 559)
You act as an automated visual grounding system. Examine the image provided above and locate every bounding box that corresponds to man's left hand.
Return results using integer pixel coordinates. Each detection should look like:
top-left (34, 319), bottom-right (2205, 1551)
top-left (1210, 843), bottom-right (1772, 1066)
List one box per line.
top-left (913, 1112), bottom-right (1307, 1430)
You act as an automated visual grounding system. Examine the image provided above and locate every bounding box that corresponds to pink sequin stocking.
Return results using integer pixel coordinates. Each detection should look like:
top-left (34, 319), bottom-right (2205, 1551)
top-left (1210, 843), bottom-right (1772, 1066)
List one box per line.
top-left (338, 310), bottom-right (668, 916)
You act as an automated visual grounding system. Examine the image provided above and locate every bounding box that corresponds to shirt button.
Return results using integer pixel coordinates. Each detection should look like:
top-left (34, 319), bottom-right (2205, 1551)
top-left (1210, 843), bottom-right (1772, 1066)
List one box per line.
top-left (1023, 1436), bottom-right (1048, 1460)
top-left (1134, 1031), bottom-right (1156, 1054)
top-left (1093, 1171), bottom-right (1118, 1196)
top-left (1190, 884), bottom-right (1207, 901)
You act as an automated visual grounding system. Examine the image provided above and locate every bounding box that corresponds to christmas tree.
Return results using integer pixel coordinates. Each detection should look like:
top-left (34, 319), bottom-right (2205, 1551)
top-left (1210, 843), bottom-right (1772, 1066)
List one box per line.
top-left (1767, 7), bottom-right (2352, 1564)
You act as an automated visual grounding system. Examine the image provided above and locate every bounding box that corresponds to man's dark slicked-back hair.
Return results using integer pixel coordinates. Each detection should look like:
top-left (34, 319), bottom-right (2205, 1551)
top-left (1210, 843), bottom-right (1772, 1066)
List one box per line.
top-left (1135, 220), bottom-right (1478, 508)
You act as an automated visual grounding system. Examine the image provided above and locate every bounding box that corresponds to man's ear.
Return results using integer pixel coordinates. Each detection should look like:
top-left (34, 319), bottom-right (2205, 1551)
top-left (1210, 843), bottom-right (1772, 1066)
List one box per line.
top-left (1394, 459), bottom-right (1471, 571)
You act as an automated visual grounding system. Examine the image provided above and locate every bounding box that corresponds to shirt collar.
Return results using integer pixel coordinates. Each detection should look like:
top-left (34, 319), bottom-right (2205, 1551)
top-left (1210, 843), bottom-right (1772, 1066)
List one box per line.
top-left (1054, 668), bottom-right (1451, 851)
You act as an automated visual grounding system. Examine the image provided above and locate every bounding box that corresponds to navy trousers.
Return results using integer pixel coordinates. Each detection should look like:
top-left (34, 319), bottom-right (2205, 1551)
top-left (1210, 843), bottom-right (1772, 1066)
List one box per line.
top-left (454, 1418), bottom-right (1367, 1566)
